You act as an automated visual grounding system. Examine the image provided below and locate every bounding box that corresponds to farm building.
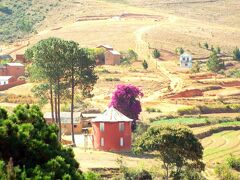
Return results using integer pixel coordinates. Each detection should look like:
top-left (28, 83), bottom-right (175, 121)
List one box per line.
top-left (44, 112), bottom-right (83, 135)
top-left (0, 76), bottom-right (15, 85)
top-left (15, 54), bottom-right (26, 63)
top-left (104, 50), bottom-right (121, 65)
top-left (91, 107), bottom-right (133, 152)
top-left (96, 45), bottom-right (113, 51)
top-left (0, 63), bottom-right (25, 77)
top-left (180, 53), bottom-right (192, 68)
top-left (0, 54), bottom-right (13, 61)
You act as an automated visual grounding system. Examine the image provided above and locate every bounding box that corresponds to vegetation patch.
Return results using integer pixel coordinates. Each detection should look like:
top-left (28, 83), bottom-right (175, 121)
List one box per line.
top-left (178, 104), bottom-right (240, 115)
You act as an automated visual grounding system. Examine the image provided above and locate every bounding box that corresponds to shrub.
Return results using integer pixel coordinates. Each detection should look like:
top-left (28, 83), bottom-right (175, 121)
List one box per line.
top-left (83, 171), bottom-right (101, 180)
top-left (233, 47), bottom-right (240, 61)
top-left (204, 42), bottom-right (209, 49)
top-left (226, 155), bottom-right (240, 171)
top-left (176, 168), bottom-right (206, 180)
top-left (214, 164), bottom-right (239, 180)
top-left (177, 106), bottom-right (201, 115)
top-left (146, 107), bottom-right (161, 113)
top-left (152, 49), bottom-right (160, 59)
top-left (105, 77), bottom-right (120, 81)
top-left (142, 60), bottom-right (148, 70)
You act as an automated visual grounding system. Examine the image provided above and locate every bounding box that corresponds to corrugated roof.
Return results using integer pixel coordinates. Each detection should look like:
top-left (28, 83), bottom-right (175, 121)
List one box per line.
top-left (44, 112), bottom-right (82, 124)
top-left (97, 45), bottom-right (113, 50)
top-left (92, 107), bottom-right (133, 122)
top-left (0, 55), bottom-right (13, 60)
top-left (7, 63), bottom-right (24, 67)
top-left (0, 76), bottom-right (12, 81)
top-left (108, 50), bottom-right (121, 55)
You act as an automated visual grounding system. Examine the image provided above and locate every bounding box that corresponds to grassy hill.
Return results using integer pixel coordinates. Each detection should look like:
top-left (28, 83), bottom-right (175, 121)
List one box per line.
top-left (0, 0), bottom-right (59, 42)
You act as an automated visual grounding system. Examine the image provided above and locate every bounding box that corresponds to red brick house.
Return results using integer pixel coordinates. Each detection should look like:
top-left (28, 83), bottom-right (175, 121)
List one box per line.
top-left (104, 50), bottom-right (121, 65)
top-left (0, 63), bottom-right (25, 90)
top-left (15, 54), bottom-right (26, 63)
top-left (44, 112), bottom-right (84, 135)
top-left (91, 107), bottom-right (133, 152)
top-left (0, 63), bottom-right (25, 77)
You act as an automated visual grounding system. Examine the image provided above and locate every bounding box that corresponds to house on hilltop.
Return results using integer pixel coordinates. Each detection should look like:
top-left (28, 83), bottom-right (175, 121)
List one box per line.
top-left (180, 53), bottom-right (192, 68)
top-left (91, 107), bottom-right (133, 152)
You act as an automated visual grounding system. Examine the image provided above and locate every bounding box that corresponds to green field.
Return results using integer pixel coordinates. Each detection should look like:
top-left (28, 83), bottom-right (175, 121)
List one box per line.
top-left (151, 117), bottom-right (210, 126)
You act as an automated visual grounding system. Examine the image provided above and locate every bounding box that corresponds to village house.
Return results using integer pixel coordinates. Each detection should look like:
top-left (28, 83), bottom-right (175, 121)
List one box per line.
top-left (0, 54), bottom-right (13, 61)
top-left (91, 107), bottom-right (133, 152)
top-left (96, 45), bottom-right (121, 65)
top-left (0, 63), bottom-right (25, 77)
top-left (44, 112), bottom-right (84, 135)
top-left (15, 54), bottom-right (26, 63)
top-left (0, 76), bottom-right (15, 85)
top-left (180, 53), bottom-right (192, 68)
top-left (0, 62), bottom-right (25, 90)
top-left (104, 50), bottom-right (121, 65)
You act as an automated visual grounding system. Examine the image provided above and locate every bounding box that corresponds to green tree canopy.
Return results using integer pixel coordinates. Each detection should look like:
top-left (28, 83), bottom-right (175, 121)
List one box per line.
top-left (233, 47), bottom-right (240, 61)
top-left (0, 105), bottom-right (83, 179)
top-left (152, 49), bottom-right (160, 59)
top-left (133, 125), bottom-right (205, 179)
top-left (206, 52), bottom-right (224, 73)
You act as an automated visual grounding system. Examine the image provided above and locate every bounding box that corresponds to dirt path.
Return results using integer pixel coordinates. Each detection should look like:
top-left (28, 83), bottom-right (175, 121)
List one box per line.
top-left (134, 16), bottom-right (184, 96)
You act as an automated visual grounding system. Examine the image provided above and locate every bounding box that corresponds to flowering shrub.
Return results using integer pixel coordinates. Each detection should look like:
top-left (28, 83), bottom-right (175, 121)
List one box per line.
top-left (110, 84), bottom-right (143, 130)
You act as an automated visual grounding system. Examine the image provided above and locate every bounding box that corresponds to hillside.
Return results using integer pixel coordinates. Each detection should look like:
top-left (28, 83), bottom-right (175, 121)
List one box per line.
top-left (0, 0), bottom-right (59, 42)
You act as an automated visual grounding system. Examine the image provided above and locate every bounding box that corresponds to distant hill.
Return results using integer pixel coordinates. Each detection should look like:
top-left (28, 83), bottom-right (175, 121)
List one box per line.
top-left (0, 0), bottom-right (59, 42)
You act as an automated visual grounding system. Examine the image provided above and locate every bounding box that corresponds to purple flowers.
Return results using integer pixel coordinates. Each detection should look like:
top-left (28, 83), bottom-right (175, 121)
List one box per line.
top-left (110, 84), bottom-right (143, 129)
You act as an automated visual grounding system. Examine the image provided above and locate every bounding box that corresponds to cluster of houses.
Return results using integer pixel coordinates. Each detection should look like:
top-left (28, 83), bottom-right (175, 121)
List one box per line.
top-left (0, 54), bottom-right (25, 90)
top-left (44, 106), bottom-right (132, 152)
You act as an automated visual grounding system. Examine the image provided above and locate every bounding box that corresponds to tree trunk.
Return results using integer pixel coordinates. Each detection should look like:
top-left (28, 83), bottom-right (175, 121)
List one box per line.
top-left (50, 82), bottom-right (55, 123)
top-left (54, 92), bottom-right (60, 141)
top-left (57, 79), bottom-right (61, 141)
top-left (71, 72), bottom-right (76, 146)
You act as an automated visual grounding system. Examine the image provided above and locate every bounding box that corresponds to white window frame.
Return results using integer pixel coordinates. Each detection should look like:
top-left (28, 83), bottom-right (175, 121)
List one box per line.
top-left (119, 122), bottom-right (124, 132)
top-left (100, 137), bottom-right (104, 147)
top-left (100, 122), bottom-right (104, 132)
top-left (120, 137), bottom-right (124, 147)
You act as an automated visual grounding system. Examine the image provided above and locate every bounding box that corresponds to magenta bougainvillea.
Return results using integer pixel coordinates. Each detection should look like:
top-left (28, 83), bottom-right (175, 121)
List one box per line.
top-left (110, 84), bottom-right (143, 130)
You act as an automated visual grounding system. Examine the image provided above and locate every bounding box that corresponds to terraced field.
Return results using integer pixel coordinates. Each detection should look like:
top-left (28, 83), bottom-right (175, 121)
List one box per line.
top-left (202, 130), bottom-right (240, 164)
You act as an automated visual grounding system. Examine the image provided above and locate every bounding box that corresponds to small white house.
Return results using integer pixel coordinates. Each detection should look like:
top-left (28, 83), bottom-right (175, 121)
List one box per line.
top-left (0, 76), bottom-right (12, 85)
top-left (180, 53), bottom-right (192, 68)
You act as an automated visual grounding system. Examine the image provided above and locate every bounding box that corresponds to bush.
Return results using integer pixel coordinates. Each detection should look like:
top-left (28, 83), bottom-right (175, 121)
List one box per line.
top-left (105, 78), bottom-right (120, 81)
top-left (83, 171), bottom-right (101, 180)
top-left (152, 49), bottom-right (160, 59)
top-left (142, 60), bottom-right (148, 70)
top-left (226, 155), bottom-right (240, 171)
top-left (233, 47), bottom-right (240, 61)
top-left (215, 164), bottom-right (239, 180)
top-left (176, 168), bottom-right (206, 180)
top-left (146, 107), bottom-right (161, 113)
top-left (204, 42), bottom-right (209, 49)
top-left (198, 104), bottom-right (240, 114)
top-left (177, 106), bottom-right (201, 115)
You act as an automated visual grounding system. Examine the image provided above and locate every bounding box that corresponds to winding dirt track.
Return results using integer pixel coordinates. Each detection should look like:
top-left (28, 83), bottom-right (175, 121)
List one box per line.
top-left (134, 16), bottom-right (184, 94)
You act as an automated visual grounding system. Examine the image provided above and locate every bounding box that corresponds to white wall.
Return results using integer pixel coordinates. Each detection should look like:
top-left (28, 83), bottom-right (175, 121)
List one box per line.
top-left (0, 80), bottom-right (8, 85)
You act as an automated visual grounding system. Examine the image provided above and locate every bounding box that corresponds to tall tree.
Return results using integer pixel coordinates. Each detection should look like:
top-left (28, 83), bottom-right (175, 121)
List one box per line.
top-left (65, 41), bottom-right (98, 146)
top-left (25, 37), bottom-right (67, 141)
top-left (110, 84), bottom-right (143, 130)
top-left (134, 125), bottom-right (205, 180)
top-left (206, 52), bottom-right (224, 74)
